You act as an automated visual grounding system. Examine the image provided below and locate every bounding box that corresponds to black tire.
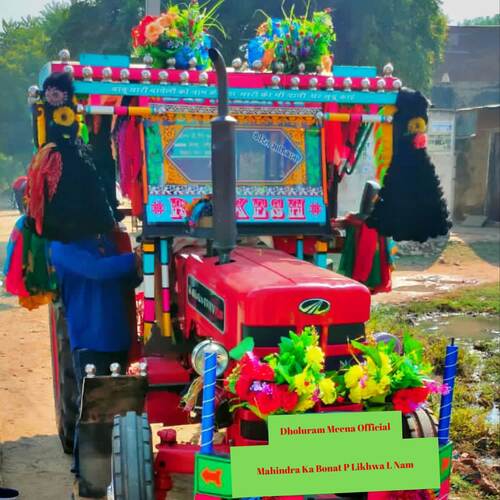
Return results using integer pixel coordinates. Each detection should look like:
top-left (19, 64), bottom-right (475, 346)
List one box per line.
top-left (111, 412), bottom-right (154, 500)
top-left (49, 302), bottom-right (78, 454)
top-left (403, 407), bottom-right (438, 438)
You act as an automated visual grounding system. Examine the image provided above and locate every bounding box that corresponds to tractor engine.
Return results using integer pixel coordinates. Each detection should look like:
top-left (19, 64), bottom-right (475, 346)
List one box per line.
top-left (176, 246), bottom-right (370, 372)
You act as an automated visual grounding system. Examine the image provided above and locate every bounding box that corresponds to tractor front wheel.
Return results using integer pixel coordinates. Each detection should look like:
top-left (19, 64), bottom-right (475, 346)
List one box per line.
top-left (110, 411), bottom-right (154, 500)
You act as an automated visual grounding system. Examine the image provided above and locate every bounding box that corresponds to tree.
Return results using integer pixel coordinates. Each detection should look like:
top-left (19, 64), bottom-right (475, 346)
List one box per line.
top-left (460, 14), bottom-right (500, 26)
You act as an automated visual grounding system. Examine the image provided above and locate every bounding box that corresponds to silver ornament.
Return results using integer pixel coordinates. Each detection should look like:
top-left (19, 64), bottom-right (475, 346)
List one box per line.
top-left (392, 79), bottom-right (403, 90)
top-left (343, 77), bottom-right (353, 91)
top-left (199, 72), bottom-right (209, 85)
top-left (276, 62), bottom-right (285, 74)
top-left (141, 69), bottom-right (151, 84)
top-left (361, 78), bottom-right (371, 91)
top-left (383, 63), bottom-right (394, 77)
top-left (102, 67), bottom-right (113, 82)
top-left (377, 78), bottom-right (387, 92)
top-left (252, 59), bottom-right (263, 71)
top-left (158, 70), bottom-right (169, 84)
top-left (232, 58), bottom-right (242, 71)
top-left (290, 76), bottom-right (300, 90)
top-left (167, 57), bottom-right (176, 69)
top-left (143, 54), bottom-right (154, 67)
top-left (120, 68), bottom-right (130, 83)
top-left (188, 57), bottom-right (197, 70)
top-left (309, 77), bottom-right (318, 90)
top-left (325, 76), bottom-right (335, 90)
top-left (82, 66), bottom-right (93, 81)
top-left (58, 49), bottom-right (71, 62)
top-left (180, 71), bottom-right (190, 85)
top-left (271, 75), bottom-right (281, 89)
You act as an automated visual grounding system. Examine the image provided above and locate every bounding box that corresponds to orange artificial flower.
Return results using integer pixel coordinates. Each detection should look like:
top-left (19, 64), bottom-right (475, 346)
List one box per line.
top-left (145, 21), bottom-right (164, 44)
top-left (158, 11), bottom-right (179, 28)
top-left (261, 48), bottom-right (275, 69)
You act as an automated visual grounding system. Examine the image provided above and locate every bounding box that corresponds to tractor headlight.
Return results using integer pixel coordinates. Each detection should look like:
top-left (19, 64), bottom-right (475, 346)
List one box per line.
top-left (191, 340), bottom-right (229, 377)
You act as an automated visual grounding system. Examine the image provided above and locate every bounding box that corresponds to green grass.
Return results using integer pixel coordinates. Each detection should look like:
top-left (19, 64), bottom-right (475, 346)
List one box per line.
top-left (368, 284), bottom-right (500, 497)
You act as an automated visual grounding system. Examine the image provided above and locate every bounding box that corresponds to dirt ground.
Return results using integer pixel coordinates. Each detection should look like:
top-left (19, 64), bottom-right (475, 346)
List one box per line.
top-left (0, 207), bottom-right (498, 499)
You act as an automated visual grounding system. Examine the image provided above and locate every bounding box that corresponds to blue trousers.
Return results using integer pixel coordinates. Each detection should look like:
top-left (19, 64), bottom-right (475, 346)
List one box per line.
top-left (71, 348), bottom-right (128, 475)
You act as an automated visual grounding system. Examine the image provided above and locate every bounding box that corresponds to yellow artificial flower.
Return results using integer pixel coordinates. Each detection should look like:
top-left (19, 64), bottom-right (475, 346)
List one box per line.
top-left (167, 28), bottom-right (181, 38)
top-left (305, 345), bottom-right (325, 370)
top-left (293, 371), bottom-right (312, 396)
top-left (294, 395), bottom-right (316, 413)
top-left (319, 378), bottom-right (337, 405)
top-left (52, 106), bottom-right (75, 127)
top-left (345, 364), bottom-right (364, 388)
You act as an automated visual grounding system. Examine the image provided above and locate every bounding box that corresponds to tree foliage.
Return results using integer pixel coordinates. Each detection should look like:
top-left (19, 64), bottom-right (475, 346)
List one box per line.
top-left (460, 14), bottom-right (500, 26)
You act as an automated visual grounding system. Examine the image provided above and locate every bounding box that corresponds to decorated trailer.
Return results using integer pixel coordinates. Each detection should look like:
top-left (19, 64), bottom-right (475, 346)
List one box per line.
top-left (9, 2), bottom-right (457, 499)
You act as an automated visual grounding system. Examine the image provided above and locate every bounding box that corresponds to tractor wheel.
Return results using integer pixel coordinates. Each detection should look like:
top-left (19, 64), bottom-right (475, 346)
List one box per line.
top-left (49, 302), bottom-right (78, 454)
top-left (403, 407), bottom-right (438, 438)
top-left (111, 412), bottom-right (154, 500)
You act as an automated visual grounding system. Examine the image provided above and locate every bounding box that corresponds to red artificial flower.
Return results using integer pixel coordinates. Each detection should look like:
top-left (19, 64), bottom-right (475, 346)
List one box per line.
top-left (392, 387), bottom-right (430, 415)
top-left (252, 385), bottom-right (282, 415)
top-left (239, 353), bottom-right (274, 381)
top-left (235, 375), bottom-right (253, 399)
top-left (131, 15), bottom-right (158, 48)
top-left (277, 385), bottom-right (299, 412)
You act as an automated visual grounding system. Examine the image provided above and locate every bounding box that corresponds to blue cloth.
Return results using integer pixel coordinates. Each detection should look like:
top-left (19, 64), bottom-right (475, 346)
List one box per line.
top-left (50, 236), bottom-right (136, 352)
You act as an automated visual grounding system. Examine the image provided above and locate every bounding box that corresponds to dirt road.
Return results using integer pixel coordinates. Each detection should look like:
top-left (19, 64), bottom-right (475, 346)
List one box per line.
top-left (0, 207), bottom-right (498, 499)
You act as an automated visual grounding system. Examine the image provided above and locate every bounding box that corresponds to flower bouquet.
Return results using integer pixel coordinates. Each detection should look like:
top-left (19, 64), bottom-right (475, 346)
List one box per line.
top-left (247, 5), bottom-right (336, 74)
top-left (131, 0), bottom-right (224, 69)
top-left (224, 328), bottom-right (447, 421)
top-left (334, 333), bottom-right (449, 413)
top-left (225, 327), bottom-right (337, 420)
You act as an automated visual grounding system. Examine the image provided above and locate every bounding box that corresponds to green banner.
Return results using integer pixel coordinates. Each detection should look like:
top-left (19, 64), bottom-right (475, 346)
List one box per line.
top-left (230, 411), bottom-right (439, 497)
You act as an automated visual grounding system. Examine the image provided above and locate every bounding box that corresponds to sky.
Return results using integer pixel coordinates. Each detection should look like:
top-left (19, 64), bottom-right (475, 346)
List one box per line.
top-left (1, 0), bottom-right (500, 23)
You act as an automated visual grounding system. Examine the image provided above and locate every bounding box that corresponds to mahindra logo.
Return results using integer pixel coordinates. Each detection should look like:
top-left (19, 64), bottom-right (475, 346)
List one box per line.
top-left (299, 299), bottom-right (331, 315)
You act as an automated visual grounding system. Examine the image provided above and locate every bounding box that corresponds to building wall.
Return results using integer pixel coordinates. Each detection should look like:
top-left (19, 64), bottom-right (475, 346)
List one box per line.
top-left (454, 107), bottom-right (500, 220)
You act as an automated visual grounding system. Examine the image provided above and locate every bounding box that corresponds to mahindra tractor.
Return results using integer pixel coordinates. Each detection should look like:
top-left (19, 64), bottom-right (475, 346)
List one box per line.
top-left (30, 40), bottom-right (445, 500)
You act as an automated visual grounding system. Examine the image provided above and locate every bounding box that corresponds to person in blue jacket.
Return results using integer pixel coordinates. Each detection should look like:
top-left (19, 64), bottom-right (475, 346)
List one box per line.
top-left (50, 232), bottom-right (142, 476)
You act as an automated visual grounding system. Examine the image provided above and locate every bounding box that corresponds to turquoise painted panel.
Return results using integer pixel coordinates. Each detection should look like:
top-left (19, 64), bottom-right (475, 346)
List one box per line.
top-left (160, 239), bottom-right (169, 264)
top-left (79, 54), bottom-right (130, 67)
top-left (143, 254), bottom-right (155, 274)
top-left (333, 65), bottom-right (377, 78)
top-left (73, 81), bottom-right (398, 105)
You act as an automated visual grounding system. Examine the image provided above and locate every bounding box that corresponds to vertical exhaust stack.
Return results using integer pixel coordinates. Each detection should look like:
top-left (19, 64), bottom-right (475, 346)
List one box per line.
top-left (209, 48), bottom-right (237, 265)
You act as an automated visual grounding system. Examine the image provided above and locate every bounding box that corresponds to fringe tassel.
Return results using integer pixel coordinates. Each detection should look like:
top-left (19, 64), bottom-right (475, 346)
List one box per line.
top-left (374, 105), bottom-right (396, 185)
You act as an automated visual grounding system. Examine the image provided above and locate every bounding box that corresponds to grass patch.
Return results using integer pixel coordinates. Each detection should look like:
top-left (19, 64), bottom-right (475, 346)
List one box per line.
top-left (369, 283), bottom-right (500, 496)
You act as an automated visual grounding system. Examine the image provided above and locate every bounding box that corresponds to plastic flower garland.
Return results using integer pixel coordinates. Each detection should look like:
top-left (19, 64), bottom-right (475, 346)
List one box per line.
top-left (224, 329), bottom-right (447, 420)
top-left (131, 0), bottom-right (225, 69)
top-left (247, 6), bottom-right (336, 74)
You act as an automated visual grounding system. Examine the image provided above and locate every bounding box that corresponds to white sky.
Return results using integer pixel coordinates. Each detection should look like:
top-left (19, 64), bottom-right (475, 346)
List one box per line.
top-left (1, 0), bottom-right (499, 23)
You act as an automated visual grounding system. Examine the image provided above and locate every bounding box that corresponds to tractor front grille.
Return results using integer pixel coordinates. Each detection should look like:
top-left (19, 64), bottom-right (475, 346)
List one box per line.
top-left (242, 323), bottom-right (365, 370)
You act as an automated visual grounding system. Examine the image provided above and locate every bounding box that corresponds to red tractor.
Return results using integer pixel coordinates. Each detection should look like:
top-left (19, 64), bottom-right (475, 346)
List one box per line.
top-left (33, 43), bottom-right (443, 500)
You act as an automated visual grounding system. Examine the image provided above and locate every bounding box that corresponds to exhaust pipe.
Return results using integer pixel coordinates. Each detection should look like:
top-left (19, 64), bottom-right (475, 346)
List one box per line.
top-left (208, 48), bottom-right (237, 265)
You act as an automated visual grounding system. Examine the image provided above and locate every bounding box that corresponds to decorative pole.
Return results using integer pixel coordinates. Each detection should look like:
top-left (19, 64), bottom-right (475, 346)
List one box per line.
top-left (438, 338), bottom-right (459, 447)
top-left (200, 347), bottom-right (217, 455)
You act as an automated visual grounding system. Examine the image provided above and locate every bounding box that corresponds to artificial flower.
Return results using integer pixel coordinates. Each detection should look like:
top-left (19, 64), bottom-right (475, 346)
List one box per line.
top-left (392, 387), bottom-right (431, 414)
top-left (131, 15), bottom-right (157, 48)
top-left (305, 345), bottom-right (325, 370)
top-left (145, 21), bottom-right (164, 44)
top-left (294, 394), bottom-right (316, 413)
top-left (424, 379), bottom-right (450, 395)
top-left (277, 385), bottom-right (299, 412)
top-left (293, 371), bottom-right (313, 396)
top-left (52, 107), bottom-right (76, 127)
top-left (319, 377), bottom-right (337, 405)
top-left (345, 364), bottom-right (364, 388)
